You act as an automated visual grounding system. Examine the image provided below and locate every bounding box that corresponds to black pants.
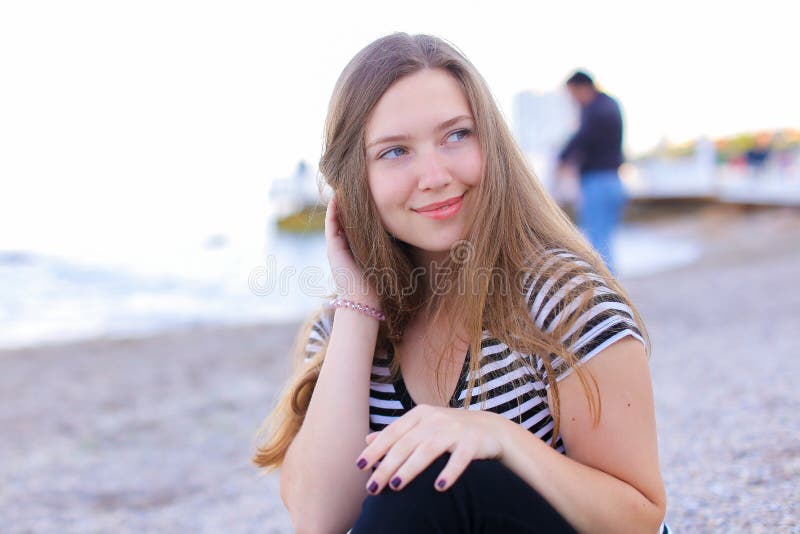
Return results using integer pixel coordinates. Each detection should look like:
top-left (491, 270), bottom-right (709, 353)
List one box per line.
top-left (351, 454), bottom-right (578, 534)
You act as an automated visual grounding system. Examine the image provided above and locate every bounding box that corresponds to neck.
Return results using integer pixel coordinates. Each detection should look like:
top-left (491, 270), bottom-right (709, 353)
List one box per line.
top-left (410, 248), bottom-right (451, 295)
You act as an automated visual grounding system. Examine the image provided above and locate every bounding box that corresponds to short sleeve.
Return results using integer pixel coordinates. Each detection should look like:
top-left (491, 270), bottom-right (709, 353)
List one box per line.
top-left (303, 305), bottom-right (334, 363)
top-left (525, 250), bottom-right (645, 385)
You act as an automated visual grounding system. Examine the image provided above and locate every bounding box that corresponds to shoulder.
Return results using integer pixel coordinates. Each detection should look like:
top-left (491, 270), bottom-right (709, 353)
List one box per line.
top-left (522, 248), bottom-right (645, 379)
top-left (594, 92), bottom-right (621, 115)
top-left (311, 303), bottom-right (335, 338)
top-left (524, 248), bottom-right (636, 325)
top-left (304, 303), bottom-right (335, 361)
top-left (522, 248), bottom-right (604, 319)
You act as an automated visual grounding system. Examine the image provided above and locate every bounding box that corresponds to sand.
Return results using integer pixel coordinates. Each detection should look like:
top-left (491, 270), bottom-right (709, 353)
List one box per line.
top-left (2, 205), bottom-right (799, 533)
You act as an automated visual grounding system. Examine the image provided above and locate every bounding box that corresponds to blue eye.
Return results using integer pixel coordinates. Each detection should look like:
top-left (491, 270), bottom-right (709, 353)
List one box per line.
top-left (447, 128), bottom-right (471, 143)
top-left (379, 147), bottom-right (407, 160)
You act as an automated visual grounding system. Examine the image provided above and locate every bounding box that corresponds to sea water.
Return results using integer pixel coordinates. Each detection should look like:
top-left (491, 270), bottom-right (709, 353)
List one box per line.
top-left (0, 212), bottom-right (700, 351)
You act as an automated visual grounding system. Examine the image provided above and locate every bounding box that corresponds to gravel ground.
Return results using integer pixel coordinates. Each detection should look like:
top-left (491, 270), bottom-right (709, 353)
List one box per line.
top-left (1, 206), bottom-right (799, 533)
top-left (623, 207), bottom-right (800, 532)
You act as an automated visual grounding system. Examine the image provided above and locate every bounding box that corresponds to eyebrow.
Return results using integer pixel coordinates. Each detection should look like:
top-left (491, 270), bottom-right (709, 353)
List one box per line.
top-left (366, 114), bottom-right (473, 150)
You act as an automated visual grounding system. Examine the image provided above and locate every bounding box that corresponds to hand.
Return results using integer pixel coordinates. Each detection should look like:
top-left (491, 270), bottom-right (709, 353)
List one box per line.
top-left (325, 192), bottom-right (377, 305)
top-left (355, 405), bottom-right (504, 494)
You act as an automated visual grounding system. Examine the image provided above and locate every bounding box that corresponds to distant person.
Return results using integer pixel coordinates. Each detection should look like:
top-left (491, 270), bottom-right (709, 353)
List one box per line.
top-left (745, 148), bottom-right (769, 168)
top-left (557, 71), bottom-right (626, 274)
top-left (745, 132), bottom-right (772, 178)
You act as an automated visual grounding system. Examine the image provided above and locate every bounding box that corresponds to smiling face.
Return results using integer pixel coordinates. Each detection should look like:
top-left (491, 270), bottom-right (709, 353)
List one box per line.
top-left (365, 68), bottom-right (483, 266)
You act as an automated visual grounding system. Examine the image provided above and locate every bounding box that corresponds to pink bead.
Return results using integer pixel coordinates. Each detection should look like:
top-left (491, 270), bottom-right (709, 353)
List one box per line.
top-left (330, 297), bottom-right (386, 322)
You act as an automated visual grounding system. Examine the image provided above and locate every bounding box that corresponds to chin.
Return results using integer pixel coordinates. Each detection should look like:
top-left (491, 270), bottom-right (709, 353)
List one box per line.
top-left (392, 222), bottom-right (469, 260)
top-left (418, 239), bottom-right (464, 259)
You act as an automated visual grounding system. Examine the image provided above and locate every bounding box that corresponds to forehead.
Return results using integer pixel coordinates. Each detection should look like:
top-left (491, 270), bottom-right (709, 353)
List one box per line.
top-left (366, 69), bottom-right (472, 138)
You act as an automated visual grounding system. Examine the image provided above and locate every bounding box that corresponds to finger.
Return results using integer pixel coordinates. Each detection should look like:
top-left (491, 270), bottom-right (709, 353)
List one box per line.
top-left (324, 192), bottom-right (337, 240)
top-left (385, 437), bottom-right (452, 492)
top-left (357, 405), bottom-right (428, 472)
top-left (433, 444), bottom-right (475, 492)
top-left (365, 432), bottom-right (379, 445)
top-left (333, 198), bottom-right (346, 238)
top-left (325, 194), bottom-right (350, 254)
top-left (363, 432), bottom-right (420, 495)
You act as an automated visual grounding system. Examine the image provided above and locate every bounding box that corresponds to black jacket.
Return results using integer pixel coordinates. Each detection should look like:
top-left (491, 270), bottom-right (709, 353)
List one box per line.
top-left (558, 92), bottom-right (624, 174)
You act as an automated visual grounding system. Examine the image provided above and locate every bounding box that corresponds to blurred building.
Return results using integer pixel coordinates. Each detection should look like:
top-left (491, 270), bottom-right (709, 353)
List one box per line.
top-left (269, 161), bottom-right (322, 216)
top-left (512, 89), bottom-right (577, 192)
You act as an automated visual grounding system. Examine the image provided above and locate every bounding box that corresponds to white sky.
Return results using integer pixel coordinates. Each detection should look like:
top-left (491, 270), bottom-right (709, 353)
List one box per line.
top-left (1, 0), bottom-right (797, 254)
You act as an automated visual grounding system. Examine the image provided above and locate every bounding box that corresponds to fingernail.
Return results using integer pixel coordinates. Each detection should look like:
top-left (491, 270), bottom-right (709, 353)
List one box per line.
top-left (436, 479), bottom-right (446, 489)
top-left (356, 458), bottom-right (367, 470)
top-left (390, 477), bottom-right (402, 488)
top-left (368, 481), bottom-right (379, 494)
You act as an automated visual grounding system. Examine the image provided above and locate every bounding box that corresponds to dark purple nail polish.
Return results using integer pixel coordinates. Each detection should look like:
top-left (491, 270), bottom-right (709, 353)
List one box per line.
top-left (390, 477), bottom-right (402, 488)
top-left (368, 481), bottom-right (379, 494)
top-left (437, 479), bottom-right (446, 489)
top-left (356, 458), bottom-right (367, 469)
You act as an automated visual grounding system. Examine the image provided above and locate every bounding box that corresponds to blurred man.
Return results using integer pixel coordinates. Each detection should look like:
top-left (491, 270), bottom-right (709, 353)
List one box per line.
top-left (557, 71), bottom-right (626, 274)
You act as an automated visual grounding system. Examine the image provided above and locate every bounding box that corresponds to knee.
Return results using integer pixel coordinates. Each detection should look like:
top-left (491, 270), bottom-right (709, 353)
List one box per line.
top-left (457, 459), bottom-right (579, 533)
top-left (456, 457), bottom-right (522, 490)
top-left (351, 455), bottom-right (451, 533)
top-left (352, 457), bottom-right (573, 534)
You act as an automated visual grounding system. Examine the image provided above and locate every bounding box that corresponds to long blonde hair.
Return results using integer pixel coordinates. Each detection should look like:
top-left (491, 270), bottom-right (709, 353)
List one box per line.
top-left (253, 32), bottom-right (649, 470)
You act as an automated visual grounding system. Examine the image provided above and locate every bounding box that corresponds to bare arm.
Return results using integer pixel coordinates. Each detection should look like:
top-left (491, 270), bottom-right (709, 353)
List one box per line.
top-left (494, 338), bottom-right (667, 533)
top-left (280, 193), bottom-right (383, 534)
top-left (280, 306), bottom-right (379, 534)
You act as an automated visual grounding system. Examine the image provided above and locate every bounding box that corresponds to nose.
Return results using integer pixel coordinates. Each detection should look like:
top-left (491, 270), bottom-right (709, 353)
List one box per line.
top-left (416, 149), bottom-right (452, 190)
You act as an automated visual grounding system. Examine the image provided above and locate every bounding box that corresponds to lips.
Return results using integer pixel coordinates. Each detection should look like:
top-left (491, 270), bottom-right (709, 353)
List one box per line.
top-left (413, 192), bottom-right (466, 212)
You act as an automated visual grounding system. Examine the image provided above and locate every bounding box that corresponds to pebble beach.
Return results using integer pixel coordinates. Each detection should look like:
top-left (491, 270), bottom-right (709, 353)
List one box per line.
top-left (1, 205), bottom-right (799, 533)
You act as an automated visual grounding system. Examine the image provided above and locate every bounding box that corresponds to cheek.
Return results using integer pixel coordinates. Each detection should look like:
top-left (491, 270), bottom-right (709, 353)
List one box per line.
top-left (369, 171), bottom-right (413, 210)
top-left (367, 172), bottom-right (414, 231)
top-left (455, 145), bottom-right (484, 186)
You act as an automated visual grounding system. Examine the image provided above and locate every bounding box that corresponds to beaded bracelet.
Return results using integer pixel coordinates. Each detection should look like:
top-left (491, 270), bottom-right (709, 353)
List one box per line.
top-left (329, 297), bottom-right (386, 321)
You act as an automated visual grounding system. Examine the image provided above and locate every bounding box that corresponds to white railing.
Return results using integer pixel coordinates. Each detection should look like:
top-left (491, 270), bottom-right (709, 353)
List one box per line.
top-left (628, 152), bottom-right (800, 205)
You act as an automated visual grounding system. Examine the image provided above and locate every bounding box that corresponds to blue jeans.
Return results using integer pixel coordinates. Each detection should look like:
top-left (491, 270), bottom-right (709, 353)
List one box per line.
top-left (579, 169), bottom-right (627, 274)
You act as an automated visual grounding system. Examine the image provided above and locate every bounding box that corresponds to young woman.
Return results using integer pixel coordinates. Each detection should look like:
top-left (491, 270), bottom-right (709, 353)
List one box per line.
top-left (253, 33), bottom-right (669, 534)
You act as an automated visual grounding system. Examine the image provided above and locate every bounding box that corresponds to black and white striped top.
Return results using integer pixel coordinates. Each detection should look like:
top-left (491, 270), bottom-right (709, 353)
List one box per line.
top-left (304, 249), bottom-right (645, 454)
top-left (306, 250), bottom-right (669, 533)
